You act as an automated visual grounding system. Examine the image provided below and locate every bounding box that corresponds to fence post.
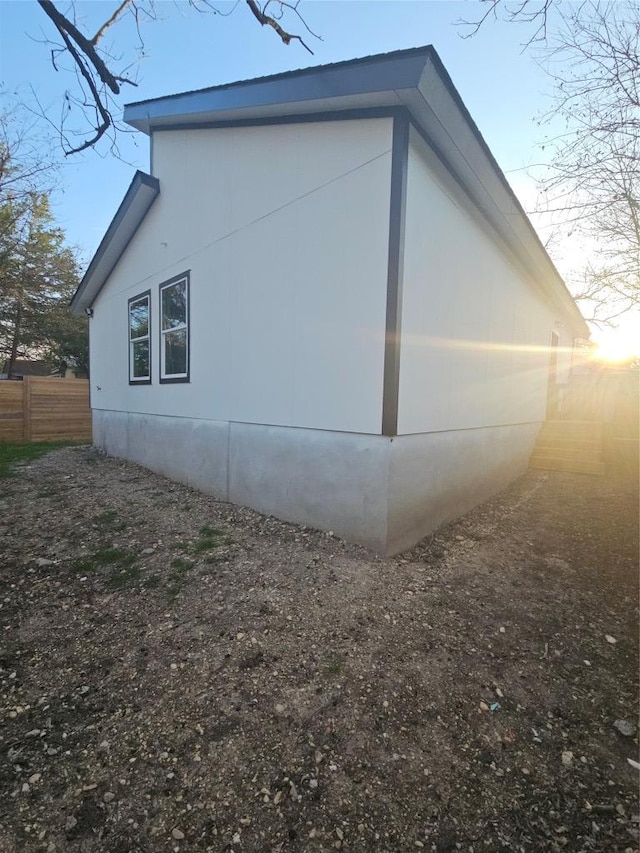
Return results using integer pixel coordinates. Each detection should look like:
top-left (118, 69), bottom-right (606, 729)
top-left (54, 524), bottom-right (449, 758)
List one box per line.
top-left (23, 377), bottom-right (32, 443)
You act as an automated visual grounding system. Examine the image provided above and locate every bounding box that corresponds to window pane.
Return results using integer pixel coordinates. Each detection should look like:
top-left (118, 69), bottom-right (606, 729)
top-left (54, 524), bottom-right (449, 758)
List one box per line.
top-left (164, 329), bottom-right (187, 376)
top-left (162, 280), bottom-right (186, 330)
top-left (130, 298), bottom-right (149, 339)
top-left (132, 340), bottom-right (150, 378)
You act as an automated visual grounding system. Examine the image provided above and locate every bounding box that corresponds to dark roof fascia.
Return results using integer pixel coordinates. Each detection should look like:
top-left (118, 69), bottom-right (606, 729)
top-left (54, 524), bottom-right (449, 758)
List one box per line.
top-left (70, 171), bottom-right (160, 315)
top-left (120, 44), bottom-right (585, 335)
top-left (124, 46), bottom-right (434, 133)
top-left (405, 113), bottom-right (585, 333)
top-left (413, 51), bottom-right (587, 335)
top-left (149, 105), bottom-right (406, 134)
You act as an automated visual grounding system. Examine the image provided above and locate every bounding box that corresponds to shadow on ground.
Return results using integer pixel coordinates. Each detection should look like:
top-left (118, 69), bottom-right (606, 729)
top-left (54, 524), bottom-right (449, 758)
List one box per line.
top-left (0, 447), bottom-right (638, 852)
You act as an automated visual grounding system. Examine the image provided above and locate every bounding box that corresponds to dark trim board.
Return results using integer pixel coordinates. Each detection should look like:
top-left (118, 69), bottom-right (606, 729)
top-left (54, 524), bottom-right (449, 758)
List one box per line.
top-left (159, 271), bottom-right (191, 385)
top-left (127, 46), bottom-right (434, 110)
top-left (150, 106), bottom-right (406, 134)
top-left (74, 47), bottom-right (586, 336)
top-left (70, 171), bottom-right (160, 315)
top-left (128, 289), bottom-right (152, 386)
top-left (382, 113), bottom-right (409, 437)
top-left (120, 45), bottom-right (585, 336)
top-left (124, 47), bottom-right (434, 133)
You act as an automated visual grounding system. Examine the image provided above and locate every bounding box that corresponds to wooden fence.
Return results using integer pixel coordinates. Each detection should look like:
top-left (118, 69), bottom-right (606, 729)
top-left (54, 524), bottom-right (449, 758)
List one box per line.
top-left (0, 377), bottom-right (92, 443)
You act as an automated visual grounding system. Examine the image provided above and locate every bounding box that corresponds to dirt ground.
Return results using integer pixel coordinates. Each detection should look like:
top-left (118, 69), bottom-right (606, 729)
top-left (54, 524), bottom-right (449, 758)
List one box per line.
top-left (0, 447), bottom-right (638, 853)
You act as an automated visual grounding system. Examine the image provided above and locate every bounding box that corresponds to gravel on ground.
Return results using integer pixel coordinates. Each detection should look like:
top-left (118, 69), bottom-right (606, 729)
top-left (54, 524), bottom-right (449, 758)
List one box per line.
top-left (0, 446), bottom-right (638, 853)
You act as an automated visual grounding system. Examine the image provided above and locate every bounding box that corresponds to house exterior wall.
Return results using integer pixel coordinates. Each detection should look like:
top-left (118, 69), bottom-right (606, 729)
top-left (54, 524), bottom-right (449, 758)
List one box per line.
top-left (90, 118), bottom-right (393, 435)
top-left (397, 130), bottom-right (574, 436)
top-left (88, 115), bottom-right (582, 555)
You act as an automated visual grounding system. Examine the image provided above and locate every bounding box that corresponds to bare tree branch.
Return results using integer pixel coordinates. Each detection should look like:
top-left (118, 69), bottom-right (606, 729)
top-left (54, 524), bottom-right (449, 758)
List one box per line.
top-left (91, 0), bottom-right (133, 45)
top-left (458, 0), bottom-right (554, 48)
top-left (537, 2), bottom-right (640, 317)
top-left (52, 24), bottom-right (112, 153)
top-left (461, 0), bottom-right (639, 322)
top-left (37, 0), bottom-right (128, 95)
top-left (30, 1), bottom-right (318, 156)
top-left (246, 0), bottom-right (314, 53)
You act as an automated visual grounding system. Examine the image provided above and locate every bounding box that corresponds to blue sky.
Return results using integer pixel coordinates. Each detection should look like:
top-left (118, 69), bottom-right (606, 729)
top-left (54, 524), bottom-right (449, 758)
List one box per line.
top-left (1, 1), bottom-right (557, 254)
top-left (1, 1), bottom-right (637, 350)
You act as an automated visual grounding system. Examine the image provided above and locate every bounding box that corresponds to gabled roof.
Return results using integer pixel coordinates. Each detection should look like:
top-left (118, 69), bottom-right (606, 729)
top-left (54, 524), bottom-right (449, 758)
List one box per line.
top-left (71, 171), bottom-right (159, 314)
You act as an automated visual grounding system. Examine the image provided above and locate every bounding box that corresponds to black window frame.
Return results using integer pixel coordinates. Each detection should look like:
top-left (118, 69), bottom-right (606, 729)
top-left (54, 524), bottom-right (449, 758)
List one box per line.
top-left (128, 289), bottom-right (151, 385)
top-left (159, 271), bottom-right (190, 384)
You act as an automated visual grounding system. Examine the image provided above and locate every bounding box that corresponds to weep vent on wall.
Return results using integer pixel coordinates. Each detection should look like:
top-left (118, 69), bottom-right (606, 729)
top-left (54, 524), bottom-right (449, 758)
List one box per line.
top-left (122, 45), bottom-right (585, 332)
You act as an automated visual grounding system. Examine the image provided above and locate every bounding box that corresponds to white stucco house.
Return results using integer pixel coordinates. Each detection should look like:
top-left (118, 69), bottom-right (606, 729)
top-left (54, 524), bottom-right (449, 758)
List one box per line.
top-left (71, 46), bottom-right (588, 554)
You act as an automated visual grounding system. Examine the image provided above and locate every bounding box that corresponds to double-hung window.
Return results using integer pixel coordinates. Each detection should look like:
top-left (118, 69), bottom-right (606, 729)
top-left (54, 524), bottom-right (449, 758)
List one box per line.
top-left (128, 291), bottom-right (151, 384)
top-left (160, 272), bottom-right (190, 383)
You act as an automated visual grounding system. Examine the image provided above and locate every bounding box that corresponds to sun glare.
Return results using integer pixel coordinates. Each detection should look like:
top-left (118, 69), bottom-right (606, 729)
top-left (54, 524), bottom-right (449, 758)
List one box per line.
top-left (592, 332), bottom-right (640, 364)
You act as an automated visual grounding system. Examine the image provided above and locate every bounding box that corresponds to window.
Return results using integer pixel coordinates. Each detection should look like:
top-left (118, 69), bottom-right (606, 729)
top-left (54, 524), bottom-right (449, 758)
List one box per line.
top-left (128, 291), bottom-right (151, 384)
top-left (159, 272), bottom-right (190, 383)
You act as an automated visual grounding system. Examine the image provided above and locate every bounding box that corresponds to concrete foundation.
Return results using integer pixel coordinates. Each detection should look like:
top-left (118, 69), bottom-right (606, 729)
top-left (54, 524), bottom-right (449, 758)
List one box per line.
top-left (387, 424), bottom-right (539, 553)
top-left (92, 410), bottom-right (539, 554)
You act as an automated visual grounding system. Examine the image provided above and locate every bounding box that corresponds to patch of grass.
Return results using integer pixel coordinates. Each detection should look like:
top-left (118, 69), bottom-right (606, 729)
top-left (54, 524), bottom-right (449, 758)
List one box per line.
top-left (0, 441), bottom-right (80, 479)
top-left (175, 525), bottom-right (232, 558)
top-left (325, 658), bottom-right (343, 676)
top-left (192, 524), bottom-right (229, 553)
top-left (143, 573), bottom-right (162, 589)
top-left (192, 537), bottom-right (219, 554)
top-left (71, 545), bottom-right (144, 591)
top-left (71, 546), bottom-right (137, 574)
top-left (165, 556), bottom-right (196, 600)
top-left (170, 556), bottom-right (195, 574)
top-left (106, 563), bottom-right (142, 590)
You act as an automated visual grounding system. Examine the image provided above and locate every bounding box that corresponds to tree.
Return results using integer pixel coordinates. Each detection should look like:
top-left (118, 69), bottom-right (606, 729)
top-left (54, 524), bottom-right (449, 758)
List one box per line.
top-left (0, 111), bottom-right (88, 376)
top-left (34, 1), bottom-right (319, 155)
top-left (537, 1), bottom-right (639, 322)
top-left (463, 0), bottom-right (640, 324)
top-left (460, 0), bottom-right (555, 46)
top-left (0, 191), bottom-right (87, 378)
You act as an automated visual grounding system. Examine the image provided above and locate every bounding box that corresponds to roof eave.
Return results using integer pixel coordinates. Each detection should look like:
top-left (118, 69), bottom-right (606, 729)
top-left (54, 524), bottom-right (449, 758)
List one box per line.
top-left (71, 171), bottom-right (160, 315)
top-left (410, 55), bottom-right (589, 336)
top-left (120, 46), bottom-right (586, 336)
top-left (124, 47), bottom-right (434, 134)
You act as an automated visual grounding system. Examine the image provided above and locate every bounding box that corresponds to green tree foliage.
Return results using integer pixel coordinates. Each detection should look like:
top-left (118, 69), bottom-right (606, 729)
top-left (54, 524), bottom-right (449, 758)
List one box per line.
top-left (0, 182), bottom-right (87, 378)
